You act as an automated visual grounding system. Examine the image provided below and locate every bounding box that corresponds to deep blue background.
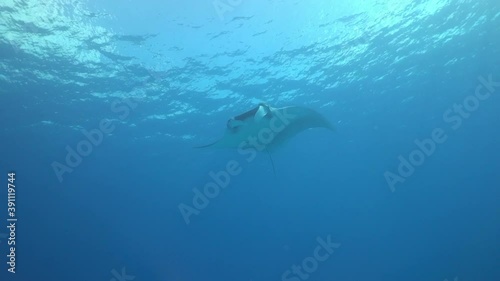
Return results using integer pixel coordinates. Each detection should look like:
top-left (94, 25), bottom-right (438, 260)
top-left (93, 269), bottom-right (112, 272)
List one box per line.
top-left (0, 0), bottom-right (499, 281)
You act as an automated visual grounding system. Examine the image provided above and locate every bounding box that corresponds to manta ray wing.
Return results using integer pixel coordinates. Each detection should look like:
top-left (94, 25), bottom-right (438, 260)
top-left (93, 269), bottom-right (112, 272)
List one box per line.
top-left (267, 106), bottom-right (335, 148)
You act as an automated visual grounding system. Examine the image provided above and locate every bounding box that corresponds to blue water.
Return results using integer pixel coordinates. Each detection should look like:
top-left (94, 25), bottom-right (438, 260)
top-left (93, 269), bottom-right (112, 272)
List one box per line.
top-left (1, 0), bottom-right (499, 280)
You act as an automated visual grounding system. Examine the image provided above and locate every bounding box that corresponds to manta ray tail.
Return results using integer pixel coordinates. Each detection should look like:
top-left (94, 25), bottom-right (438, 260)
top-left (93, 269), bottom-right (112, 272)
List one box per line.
top-left (265, 148), bottom-right (277, 178)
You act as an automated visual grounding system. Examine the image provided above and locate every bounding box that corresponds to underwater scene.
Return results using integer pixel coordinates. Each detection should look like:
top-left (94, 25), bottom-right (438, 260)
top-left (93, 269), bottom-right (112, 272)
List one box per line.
top-left (0, 0), bottom-right (499, 281)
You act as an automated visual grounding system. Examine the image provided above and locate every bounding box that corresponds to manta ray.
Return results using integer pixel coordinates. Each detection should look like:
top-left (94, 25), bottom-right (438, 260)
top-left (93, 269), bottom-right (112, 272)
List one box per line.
top-left (196, 103), bottom-right (335, 175)
top-left (197, 103), bottom-right (334, 150)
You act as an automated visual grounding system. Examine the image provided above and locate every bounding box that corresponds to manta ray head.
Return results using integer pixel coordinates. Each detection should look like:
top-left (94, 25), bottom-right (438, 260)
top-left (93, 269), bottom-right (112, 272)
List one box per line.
top-left (226, 103), bottom-right (273, 133)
